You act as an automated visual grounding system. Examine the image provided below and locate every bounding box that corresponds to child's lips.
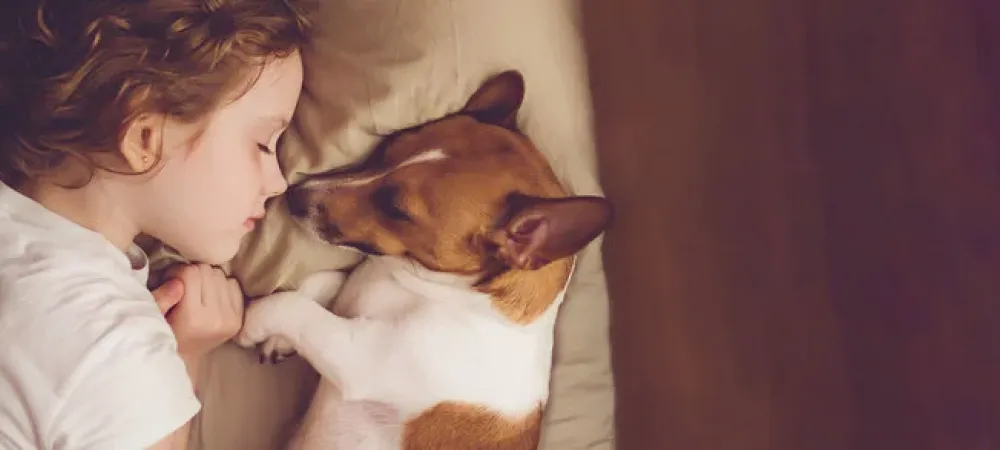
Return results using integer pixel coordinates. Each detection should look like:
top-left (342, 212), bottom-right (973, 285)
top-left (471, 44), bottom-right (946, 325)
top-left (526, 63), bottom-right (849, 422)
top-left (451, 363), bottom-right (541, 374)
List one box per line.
top-left (244, 213), bottom-right (265, 231)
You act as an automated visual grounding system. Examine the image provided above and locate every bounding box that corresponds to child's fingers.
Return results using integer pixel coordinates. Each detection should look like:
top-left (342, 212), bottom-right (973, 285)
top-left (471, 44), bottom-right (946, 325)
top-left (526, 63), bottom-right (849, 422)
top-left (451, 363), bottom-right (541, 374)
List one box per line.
top-left (171, 265), bottom-right (203, 311)
top-left (151, 279), bottom-right (184, 314)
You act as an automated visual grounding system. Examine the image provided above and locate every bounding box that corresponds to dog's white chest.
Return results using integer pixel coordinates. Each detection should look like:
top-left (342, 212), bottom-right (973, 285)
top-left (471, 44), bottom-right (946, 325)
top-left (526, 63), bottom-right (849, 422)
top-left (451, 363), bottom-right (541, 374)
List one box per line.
top-left (329, 258), bottom-right (556, 416)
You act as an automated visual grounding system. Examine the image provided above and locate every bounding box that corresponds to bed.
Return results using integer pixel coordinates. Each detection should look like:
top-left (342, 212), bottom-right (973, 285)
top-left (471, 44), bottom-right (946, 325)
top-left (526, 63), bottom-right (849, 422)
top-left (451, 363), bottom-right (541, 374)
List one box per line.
top-left (145, 1), bottom-right (616, 448)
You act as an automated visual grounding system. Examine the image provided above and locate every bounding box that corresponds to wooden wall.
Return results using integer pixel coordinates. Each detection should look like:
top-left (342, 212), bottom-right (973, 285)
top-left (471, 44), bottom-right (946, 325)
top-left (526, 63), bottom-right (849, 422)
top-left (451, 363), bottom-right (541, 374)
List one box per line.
top-left (582, 0), bottom-right (1000, 448)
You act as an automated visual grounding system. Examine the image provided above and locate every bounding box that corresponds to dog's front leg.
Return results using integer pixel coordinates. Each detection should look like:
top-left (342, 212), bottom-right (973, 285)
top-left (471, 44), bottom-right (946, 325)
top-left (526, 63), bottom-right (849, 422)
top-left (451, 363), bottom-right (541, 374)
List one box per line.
top-left (238, 292), bottom-right (397, 399)
top-left (242, 270), bottom-right (347, 363)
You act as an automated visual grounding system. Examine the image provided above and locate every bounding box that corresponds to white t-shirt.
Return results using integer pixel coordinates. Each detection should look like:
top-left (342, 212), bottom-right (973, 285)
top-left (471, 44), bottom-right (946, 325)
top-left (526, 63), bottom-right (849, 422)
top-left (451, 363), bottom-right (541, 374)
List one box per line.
top-left (0, 183), bottom-right (200, 449)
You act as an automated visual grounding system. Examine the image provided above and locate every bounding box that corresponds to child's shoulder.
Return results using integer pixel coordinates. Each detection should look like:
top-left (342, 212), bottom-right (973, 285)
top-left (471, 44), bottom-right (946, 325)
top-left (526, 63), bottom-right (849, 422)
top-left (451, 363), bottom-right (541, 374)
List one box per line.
top-left (0, 210), bottom-right (182, 396)
top-left (0, 208), bottom-right (164, 342)
top-left (0, 215), bottom-right (198, 449)
top-left (0, 189), bottom-right (169, 359)
top-left (0, 218), bottom-right (140, 301)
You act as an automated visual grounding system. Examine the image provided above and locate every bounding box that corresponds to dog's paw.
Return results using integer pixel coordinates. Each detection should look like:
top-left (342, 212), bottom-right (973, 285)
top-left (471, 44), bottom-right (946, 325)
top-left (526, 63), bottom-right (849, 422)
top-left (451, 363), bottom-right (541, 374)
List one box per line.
top-left (256, 336), bottom-right (297, 365)
top-left (236, 291), bottom-right (297, 350)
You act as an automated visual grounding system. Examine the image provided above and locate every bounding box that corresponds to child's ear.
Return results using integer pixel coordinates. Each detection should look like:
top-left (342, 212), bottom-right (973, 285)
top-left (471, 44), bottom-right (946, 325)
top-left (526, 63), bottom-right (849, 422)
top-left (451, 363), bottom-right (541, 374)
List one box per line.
top-left (491, 194), bottom-right (614, 270)
top-left (120, 114), bottom-right (164, 172)
top-left (461, 70), bottom-right (525, 130)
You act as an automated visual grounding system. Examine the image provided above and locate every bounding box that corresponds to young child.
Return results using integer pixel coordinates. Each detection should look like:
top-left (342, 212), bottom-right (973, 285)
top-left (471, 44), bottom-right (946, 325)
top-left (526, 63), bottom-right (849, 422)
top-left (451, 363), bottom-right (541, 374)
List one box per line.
top-left (0, 1), bottom-right (311, 448)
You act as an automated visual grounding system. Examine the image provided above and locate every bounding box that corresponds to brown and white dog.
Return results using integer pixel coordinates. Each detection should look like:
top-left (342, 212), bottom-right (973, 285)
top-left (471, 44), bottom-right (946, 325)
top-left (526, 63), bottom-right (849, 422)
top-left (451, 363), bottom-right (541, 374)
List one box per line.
top-left (237, 70), bottom-right (613, 449)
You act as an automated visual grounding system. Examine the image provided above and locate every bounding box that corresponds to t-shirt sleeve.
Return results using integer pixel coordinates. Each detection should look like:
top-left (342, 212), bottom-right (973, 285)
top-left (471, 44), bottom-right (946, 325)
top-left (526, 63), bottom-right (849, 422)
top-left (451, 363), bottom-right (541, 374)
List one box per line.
top-left (0, 240), bottom-right (202, 450)
top-left (46, 333), bottom-right (201, 450)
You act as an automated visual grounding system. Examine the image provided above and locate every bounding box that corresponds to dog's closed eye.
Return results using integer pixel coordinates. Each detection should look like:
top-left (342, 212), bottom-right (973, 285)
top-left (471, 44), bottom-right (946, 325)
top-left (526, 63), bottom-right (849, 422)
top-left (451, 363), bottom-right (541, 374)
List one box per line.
top-left (372, 185), bottom-right (412, 222)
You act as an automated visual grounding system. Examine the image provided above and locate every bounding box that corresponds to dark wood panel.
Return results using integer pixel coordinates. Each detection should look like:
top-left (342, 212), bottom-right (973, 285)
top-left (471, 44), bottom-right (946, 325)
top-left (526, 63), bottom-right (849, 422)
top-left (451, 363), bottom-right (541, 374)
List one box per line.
top-left (582, 0), bottom-right (1000, 448)
top-left (808, 0), bottom-right (1000, 448)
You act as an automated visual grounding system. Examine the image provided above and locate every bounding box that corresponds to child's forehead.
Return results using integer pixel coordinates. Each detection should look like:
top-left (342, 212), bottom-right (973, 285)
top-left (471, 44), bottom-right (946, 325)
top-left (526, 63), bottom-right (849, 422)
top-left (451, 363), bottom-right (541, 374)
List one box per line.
top-left (246, 56), bottom-right (303, 97)
top-left (218, 55), bottom-right (302, 122)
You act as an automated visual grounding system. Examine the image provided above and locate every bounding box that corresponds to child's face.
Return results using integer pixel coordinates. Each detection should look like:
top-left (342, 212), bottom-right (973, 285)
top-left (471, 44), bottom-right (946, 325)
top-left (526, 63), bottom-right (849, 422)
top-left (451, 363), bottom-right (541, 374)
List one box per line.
top-left (135, 52), bottom-right (304, 264)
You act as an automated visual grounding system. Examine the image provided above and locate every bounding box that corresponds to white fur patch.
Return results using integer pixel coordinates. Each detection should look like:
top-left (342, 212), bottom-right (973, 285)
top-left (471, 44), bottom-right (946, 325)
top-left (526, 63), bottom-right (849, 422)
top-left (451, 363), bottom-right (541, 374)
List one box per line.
top-left (310, 148), bottom-right (449, 189)
top-left (397, 148), bottom-right (448, 168)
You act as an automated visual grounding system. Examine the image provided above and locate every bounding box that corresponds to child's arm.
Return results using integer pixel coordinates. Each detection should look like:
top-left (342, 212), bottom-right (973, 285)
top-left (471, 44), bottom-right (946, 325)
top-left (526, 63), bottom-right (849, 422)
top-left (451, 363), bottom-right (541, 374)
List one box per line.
top-left (147, 264), bottom-right (243, 450)
top-left (147, 357), bottom-right (200, 450)
top-left (148, 421), bottom-right (193, 450)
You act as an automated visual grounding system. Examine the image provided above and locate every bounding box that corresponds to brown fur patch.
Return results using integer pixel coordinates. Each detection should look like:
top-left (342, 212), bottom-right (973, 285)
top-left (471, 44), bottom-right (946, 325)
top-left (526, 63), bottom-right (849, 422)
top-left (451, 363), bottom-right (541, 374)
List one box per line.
top-left (403, 402), bottom-right (543, 450)
top-left (480, 257), bottom-right (573, 325)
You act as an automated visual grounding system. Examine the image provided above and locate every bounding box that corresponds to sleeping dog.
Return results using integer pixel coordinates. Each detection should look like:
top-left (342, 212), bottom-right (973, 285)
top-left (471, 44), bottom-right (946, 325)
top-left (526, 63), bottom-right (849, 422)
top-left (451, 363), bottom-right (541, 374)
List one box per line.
top-left (237, 70), bottom-right (613, 449)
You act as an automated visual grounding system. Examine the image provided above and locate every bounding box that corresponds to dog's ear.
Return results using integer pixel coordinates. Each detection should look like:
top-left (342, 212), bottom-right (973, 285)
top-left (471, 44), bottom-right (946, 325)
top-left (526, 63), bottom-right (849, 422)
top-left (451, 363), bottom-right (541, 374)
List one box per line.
top-left (491, 194), bottom-right (613, 271)
top-left (461, 70), bottom-right (525, 130)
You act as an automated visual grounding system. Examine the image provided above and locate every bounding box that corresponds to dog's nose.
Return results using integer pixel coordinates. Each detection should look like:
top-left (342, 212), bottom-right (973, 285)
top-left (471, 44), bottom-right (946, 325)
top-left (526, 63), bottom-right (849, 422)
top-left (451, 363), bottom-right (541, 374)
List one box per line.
top-left (285, 185), bottom-right (311, 218)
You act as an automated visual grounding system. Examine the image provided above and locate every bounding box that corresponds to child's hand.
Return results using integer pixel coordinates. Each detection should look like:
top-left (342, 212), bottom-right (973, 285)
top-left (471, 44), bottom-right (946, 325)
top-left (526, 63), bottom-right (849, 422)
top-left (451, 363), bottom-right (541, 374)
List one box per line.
top-left (151, 264), bottom-right (245, 360)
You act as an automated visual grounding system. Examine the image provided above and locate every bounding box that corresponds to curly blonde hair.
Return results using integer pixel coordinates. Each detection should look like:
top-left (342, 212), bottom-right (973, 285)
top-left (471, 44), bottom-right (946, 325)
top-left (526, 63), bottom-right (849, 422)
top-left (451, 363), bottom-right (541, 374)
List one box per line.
top-left (0, 0), bottom-right (313, 187)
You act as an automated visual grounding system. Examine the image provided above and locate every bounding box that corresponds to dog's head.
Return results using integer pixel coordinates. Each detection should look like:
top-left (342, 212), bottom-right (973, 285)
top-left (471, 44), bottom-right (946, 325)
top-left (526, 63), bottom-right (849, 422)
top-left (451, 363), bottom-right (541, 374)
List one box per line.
top-left (286, 70), bottom-right (612, 276)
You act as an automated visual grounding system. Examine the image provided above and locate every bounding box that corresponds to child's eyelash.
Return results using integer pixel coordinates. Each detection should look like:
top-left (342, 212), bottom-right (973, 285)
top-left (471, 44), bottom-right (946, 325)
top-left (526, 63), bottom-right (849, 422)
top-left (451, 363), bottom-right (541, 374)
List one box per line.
top-left (257, 143), bottom-right (275, 154)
